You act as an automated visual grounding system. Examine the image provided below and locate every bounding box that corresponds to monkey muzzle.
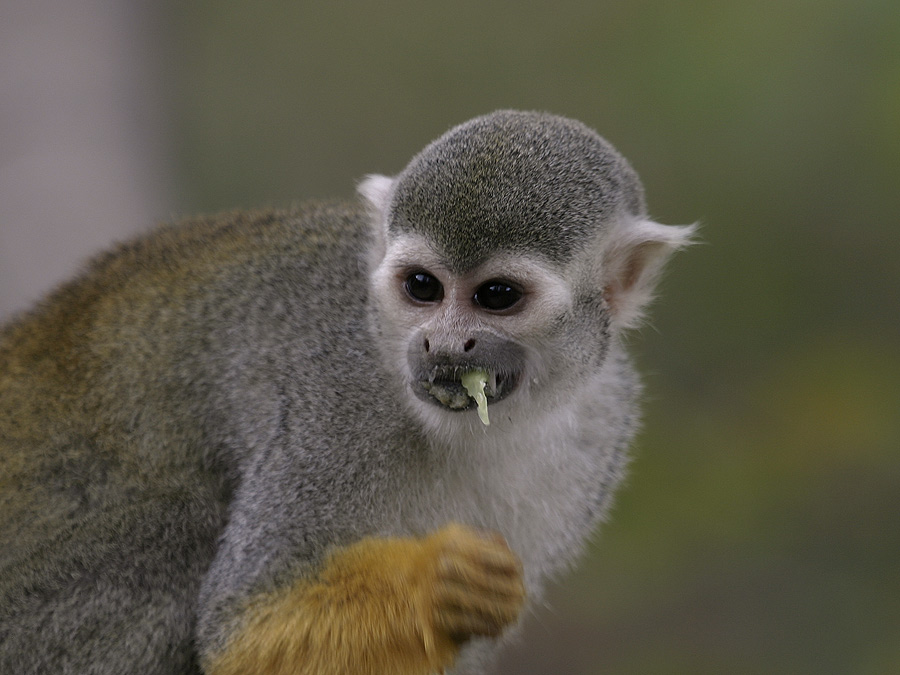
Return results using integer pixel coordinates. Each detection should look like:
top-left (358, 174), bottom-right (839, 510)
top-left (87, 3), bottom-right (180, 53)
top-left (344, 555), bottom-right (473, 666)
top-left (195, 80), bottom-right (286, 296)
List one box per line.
top-left (407, 332), bottom-right (526, 412)
top-left (416, 366), bottom-right (517, 411)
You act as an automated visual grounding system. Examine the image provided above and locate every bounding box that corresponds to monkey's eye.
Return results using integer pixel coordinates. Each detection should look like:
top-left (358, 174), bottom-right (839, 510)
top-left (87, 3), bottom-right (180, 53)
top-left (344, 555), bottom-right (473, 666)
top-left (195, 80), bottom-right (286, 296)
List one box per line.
top-left (404, 272), bottom-right (443, 303)
top-left (473, 280), bottom-right (523, 311)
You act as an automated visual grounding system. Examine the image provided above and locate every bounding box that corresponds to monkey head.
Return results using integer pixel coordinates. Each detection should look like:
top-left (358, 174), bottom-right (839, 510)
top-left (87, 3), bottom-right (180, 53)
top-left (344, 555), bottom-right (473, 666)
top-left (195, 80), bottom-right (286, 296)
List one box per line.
top-left (360, 110), bottom-right (693, 429)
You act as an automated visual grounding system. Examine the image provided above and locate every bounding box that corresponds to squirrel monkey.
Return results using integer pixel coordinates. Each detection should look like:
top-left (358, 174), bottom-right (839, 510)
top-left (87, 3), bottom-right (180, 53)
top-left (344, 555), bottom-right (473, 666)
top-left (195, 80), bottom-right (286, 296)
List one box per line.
top-left (0, 111), bottom-right (693, 674)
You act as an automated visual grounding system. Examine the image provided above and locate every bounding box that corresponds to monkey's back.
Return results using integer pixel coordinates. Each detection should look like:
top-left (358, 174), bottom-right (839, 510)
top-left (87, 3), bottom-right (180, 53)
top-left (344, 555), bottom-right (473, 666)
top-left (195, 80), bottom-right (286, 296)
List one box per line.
top-left (0, 201), bottom-right (392, 672)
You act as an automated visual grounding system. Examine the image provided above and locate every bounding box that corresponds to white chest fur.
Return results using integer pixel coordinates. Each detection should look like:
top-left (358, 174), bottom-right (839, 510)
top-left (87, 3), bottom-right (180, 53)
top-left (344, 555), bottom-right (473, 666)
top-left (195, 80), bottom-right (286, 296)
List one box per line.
top-left (389, 364), bottom-right (634, 595)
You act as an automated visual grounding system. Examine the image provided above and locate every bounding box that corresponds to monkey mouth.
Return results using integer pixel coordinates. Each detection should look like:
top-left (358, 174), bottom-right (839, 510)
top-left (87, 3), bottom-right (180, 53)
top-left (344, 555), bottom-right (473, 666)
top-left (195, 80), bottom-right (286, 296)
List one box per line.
top-left (414, 367), bottom-right (518, 411)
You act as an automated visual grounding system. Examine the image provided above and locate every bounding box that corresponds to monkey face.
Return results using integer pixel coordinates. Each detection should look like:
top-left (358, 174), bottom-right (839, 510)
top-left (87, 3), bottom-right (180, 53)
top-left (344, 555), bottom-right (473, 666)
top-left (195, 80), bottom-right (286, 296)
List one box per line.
top-left (400, 266), bottom-right (527, 413)
top-left (368, 234), bottom-right (582, 425)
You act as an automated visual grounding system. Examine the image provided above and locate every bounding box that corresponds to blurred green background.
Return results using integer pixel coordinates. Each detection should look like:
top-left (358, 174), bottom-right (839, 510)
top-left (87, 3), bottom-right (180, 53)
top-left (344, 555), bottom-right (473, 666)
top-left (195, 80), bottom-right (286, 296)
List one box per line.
top-left (162, 2), bottom-right (899, 672)
top-left (5, 0), bottom-right (897, 672)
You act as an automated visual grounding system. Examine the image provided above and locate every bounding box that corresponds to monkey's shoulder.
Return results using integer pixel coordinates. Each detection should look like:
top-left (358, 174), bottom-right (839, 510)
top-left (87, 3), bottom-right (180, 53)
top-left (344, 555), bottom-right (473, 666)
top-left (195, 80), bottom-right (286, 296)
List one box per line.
top-left (1, 200), bottom-right (370, 348)
top-left (98, 200), bottom-right (371, 297)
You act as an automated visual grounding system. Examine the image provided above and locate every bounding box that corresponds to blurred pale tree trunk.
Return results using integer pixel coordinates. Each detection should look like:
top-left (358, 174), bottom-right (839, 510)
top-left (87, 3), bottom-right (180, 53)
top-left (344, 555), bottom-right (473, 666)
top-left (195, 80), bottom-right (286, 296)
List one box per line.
top-left (0, 0), bottom-right (172, 320)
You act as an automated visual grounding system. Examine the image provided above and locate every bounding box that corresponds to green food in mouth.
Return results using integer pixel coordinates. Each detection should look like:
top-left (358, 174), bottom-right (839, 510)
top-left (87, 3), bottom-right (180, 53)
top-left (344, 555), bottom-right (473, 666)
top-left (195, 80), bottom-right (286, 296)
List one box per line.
top-left (461, 370), bottom-right (490, 426)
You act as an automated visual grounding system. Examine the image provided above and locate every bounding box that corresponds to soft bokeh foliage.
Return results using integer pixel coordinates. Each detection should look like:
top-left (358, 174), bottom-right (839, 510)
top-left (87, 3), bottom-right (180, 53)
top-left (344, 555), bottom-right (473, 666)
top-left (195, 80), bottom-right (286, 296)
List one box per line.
top-left (168, 1), bottom-right (899, 672)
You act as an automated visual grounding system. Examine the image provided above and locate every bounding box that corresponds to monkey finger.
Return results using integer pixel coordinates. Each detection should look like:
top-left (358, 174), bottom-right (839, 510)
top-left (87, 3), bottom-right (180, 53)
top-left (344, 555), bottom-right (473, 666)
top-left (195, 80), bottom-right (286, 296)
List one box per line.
top-left (434, 560), bottom-right (514, 597)
top-left (434, 589), bottom-right (525, 632)
top-left (436, 604), bottom-right (520, 640)
top-left (435, 574), bottom-right (526, 606)
top-left (438, 544), bottom-right (522, 581)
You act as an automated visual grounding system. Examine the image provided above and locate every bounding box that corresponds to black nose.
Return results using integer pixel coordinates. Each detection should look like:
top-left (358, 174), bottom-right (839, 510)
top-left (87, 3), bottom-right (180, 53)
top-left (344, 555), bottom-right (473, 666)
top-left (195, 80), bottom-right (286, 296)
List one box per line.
top-left (422, 336), bottom-right (477, 354)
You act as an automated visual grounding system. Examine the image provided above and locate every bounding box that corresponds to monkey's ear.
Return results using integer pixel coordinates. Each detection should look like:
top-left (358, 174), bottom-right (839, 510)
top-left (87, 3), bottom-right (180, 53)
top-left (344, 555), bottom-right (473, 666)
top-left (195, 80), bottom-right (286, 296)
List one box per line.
top-left (358, 174), bottom-right (395, 215)
top-left (601, 218), bottom-right (696, 330)
top-left (358, 174), bottom-right (396, 263)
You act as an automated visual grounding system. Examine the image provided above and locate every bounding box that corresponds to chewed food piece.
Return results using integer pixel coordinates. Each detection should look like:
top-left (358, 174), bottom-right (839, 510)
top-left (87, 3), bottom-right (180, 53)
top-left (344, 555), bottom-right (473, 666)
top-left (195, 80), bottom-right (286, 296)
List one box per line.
top-left (421, 380), bottom-right (470, 409)
top-left (461, 369), bottom-right (490, 426)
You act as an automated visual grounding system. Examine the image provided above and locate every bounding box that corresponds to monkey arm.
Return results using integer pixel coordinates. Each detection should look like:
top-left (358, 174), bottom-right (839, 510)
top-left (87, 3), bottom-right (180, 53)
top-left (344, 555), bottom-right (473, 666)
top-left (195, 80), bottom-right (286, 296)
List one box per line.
top-left (199, 523), bottom-right (525, 675)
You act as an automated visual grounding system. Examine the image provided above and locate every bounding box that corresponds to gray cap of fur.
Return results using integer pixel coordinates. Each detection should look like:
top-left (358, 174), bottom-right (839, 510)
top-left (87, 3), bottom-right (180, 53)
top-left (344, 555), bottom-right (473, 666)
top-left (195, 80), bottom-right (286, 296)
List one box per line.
top-left (389, 110), bottom-right (647, 270)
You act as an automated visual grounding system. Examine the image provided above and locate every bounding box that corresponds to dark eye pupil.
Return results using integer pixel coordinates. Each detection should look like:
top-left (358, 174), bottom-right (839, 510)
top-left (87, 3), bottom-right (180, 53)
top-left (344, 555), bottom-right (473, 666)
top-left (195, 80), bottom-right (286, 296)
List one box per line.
top-left (474, 281), bottom-right (522, 310)
top-left (405, 272), bottom-right (443, 302)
